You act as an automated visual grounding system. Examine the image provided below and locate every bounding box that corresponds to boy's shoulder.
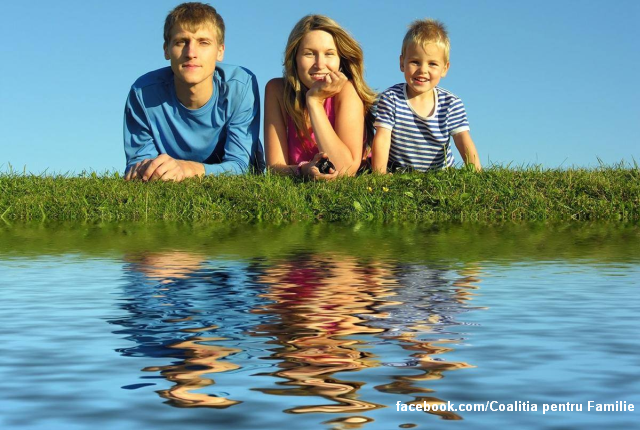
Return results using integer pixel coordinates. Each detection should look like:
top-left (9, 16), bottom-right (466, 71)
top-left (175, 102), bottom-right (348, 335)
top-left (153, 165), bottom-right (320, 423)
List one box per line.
top-left (381, 83), bottom-right (406, 96)
top-left (436, 86), bottom-right (464, 103)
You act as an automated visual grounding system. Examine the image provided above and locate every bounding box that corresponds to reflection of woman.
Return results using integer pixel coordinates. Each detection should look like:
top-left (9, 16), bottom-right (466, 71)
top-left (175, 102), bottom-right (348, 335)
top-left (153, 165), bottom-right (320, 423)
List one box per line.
top-left (253, 256), bottom-right (481, 420)
top-left (252, 254), bottom-right (394, 413)
top-left (264, 15), bottom-right (376, 180)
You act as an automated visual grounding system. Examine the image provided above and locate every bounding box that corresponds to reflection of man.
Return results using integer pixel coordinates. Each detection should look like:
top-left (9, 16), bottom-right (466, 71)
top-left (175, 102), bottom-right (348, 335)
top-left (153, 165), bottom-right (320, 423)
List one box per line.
top-left (124, 2), bottom-right (264, 182)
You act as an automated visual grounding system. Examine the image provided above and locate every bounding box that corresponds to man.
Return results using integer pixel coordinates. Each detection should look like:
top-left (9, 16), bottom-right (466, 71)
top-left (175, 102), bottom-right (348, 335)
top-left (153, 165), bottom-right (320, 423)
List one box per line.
top-left (124, 2), bottom-right (263, 181)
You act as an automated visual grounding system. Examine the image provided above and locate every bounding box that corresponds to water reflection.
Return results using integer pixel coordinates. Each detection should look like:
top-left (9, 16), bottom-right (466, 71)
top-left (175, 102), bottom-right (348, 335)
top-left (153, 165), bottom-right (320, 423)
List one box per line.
top-left (111, 250), bottom-right (483, 421)
top-left (110, 251), bottom-right (265, 408)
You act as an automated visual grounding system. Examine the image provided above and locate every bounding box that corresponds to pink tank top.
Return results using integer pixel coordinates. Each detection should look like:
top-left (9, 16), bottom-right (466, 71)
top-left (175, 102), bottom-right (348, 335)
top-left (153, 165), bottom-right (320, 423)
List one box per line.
top-left (287, 97), bottom-right (335, 165)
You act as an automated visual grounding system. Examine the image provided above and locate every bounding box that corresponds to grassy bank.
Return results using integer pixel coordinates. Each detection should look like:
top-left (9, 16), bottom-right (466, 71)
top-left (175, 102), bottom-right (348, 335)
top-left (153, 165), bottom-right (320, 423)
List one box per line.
top-left (1, 167), bottom-right (638, 222)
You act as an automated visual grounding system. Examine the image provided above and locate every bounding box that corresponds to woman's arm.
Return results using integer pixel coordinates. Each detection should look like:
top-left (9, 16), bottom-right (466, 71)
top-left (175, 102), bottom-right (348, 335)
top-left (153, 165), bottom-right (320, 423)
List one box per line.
top-left (265, 78), bottom-right (339, 180)
top-left (264, 78), bottom-right (297, 176)
top-left (307, 71), bottom-right (365, 176)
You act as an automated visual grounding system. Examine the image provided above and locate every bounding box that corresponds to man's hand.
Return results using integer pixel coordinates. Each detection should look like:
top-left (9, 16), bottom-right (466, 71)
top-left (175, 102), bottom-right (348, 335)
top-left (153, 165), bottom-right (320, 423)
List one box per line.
top-left (124, 154), bottom-right (205, 182)
top-left (124, 159), bottom-right (153, 181)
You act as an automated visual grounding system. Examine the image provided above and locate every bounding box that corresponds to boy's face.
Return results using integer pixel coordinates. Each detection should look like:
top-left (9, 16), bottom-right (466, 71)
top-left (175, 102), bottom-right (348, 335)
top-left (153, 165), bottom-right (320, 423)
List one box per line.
top-left (164, 23), bottom-right (224, 91)
top-left (400, 42), bottom-right (449, 98)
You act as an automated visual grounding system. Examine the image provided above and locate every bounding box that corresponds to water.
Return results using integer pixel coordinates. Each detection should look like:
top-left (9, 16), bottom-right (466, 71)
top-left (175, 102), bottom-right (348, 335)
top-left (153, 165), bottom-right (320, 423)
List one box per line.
top-left (1, 222), bottom-right (639, 429)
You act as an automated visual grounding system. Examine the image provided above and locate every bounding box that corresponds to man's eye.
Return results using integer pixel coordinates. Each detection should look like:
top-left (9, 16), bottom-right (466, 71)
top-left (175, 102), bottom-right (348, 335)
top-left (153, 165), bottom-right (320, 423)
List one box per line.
top-left (200, 41), bottom-right (210, 45)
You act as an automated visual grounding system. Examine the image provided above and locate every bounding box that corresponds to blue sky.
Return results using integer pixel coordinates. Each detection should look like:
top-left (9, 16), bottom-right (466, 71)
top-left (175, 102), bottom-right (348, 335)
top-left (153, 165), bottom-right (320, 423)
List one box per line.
top-left (1, 0), bottom-right (638, 174)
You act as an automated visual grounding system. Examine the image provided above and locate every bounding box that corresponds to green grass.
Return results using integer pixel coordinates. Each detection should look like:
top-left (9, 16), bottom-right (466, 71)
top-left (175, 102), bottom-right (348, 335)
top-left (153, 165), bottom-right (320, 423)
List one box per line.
top-left (1, 166), bottom-right (638, 222)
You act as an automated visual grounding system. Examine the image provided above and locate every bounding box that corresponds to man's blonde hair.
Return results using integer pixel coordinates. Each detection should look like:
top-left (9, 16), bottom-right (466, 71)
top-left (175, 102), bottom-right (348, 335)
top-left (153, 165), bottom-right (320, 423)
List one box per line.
top-left (163, 2), bottom-right (225, 47)
top-left (401, 19), bottom-right (450, 63)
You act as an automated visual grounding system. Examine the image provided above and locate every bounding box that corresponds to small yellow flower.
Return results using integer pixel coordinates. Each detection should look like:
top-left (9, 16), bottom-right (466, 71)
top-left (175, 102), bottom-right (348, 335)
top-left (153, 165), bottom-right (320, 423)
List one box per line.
top-left (367, 187), bottom-right (373, 192)
top-left (382, 187), bottom-right (389, 192)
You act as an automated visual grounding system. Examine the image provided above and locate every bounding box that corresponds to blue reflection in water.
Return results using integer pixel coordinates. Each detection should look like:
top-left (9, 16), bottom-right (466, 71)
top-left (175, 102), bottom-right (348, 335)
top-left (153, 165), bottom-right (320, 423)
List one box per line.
top-left (109, 252), bottom-right (268, 408)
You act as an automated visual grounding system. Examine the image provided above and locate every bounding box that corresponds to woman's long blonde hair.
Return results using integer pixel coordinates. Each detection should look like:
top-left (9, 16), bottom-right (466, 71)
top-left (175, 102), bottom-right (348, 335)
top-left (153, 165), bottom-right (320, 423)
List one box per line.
top-left (282, 15), bottom-right (376, 153)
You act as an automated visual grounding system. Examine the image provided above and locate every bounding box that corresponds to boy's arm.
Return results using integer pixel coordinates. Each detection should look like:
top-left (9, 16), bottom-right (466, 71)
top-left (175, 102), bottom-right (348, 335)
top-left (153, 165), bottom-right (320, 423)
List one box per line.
top-left (205, 72), bottom-right (261, 175)
top-left (453, 131), bottom-right (481, 171)
top-left (371, 127), bottom-right (392, 174)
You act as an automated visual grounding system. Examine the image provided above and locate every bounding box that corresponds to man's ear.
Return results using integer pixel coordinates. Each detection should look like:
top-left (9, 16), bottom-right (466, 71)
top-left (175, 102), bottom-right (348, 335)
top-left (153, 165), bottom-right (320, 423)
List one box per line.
top-left (399, 55), bottom-right (404, 72)
top-left (217, 44), bottom-right (225, 62)
top-left (164, 43), bottom-right (169, 60)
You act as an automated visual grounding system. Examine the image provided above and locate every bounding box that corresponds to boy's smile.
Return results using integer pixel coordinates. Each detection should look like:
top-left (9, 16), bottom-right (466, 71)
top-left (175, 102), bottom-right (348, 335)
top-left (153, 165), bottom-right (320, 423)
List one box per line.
top-left (400, 42), bottom-right (449, 99)
top-left (164, 24), bottom-right (224, 106)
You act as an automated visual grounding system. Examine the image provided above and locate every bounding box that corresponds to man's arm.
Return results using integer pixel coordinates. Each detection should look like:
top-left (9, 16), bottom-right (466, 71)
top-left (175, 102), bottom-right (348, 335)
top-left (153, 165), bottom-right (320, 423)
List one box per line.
top-left (123, 88), bottom-right (160, 179)
top-left (206, 72), bottom-right (261, 175)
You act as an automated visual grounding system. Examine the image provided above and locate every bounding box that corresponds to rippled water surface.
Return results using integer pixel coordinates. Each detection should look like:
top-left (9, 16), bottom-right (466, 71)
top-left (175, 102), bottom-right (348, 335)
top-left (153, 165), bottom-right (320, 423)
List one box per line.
top-left (1, 223), bottom-right (639, 429)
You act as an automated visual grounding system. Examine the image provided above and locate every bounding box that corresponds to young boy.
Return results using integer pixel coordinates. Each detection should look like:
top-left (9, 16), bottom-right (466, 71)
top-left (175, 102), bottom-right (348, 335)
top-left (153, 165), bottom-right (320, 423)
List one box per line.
top-left (124, 2), bottom-right (264, 182)
top-left (372, 19), bottom-right (481, 173)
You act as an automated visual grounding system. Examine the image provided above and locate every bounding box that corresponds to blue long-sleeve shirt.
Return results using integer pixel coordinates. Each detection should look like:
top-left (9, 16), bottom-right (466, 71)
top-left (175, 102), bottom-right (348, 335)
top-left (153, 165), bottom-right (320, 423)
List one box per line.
top-left (123, 64), bottom-right (264, 175)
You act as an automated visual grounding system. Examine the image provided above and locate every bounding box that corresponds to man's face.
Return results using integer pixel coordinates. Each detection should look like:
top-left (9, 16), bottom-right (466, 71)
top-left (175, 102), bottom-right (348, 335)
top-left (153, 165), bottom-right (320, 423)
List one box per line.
top-left (164, 23), bottom-right (224, 90)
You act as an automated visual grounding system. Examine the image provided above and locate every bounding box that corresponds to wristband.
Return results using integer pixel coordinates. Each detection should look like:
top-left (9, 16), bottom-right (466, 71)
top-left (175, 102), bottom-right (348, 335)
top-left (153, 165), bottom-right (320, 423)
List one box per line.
top-left (296, 161), bottom-right (309, 177)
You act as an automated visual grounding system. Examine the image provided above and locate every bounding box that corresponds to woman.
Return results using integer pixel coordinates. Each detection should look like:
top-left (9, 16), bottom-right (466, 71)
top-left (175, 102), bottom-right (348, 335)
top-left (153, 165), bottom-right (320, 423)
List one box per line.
top-left (264, 15), bottom-right (376, 179)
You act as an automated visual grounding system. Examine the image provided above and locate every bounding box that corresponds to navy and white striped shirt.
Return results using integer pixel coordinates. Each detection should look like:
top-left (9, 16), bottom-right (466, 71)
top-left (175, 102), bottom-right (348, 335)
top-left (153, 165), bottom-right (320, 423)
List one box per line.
top-left (374, 83), bottom-right (470, 171)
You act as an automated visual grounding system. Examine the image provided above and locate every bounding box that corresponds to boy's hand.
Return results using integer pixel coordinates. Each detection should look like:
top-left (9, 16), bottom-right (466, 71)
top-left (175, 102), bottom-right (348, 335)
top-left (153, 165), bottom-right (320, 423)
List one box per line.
top-left (453, 131), bottom-right (482, 171)
top-left (306, 70), bottom-right (348, 103)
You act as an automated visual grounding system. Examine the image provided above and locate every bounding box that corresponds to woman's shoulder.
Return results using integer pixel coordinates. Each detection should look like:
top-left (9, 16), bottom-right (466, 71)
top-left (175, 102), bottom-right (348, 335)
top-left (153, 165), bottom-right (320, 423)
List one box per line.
top-left (265, 77), bottom-right (285, 92)
top-left (335, 79), bottom-right (360, 103)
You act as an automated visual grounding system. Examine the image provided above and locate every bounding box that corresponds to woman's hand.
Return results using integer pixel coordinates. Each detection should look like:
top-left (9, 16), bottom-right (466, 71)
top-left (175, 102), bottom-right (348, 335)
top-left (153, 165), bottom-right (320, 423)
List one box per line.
top-left (306, 71), bottom-right (348, 104)
top-left (300, 152), bottom-right (338, 181)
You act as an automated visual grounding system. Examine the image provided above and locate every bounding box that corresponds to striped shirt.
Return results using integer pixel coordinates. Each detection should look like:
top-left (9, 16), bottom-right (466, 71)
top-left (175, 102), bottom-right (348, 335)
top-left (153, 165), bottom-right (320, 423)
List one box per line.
top-left (374, 83), bottom-right (470, 171)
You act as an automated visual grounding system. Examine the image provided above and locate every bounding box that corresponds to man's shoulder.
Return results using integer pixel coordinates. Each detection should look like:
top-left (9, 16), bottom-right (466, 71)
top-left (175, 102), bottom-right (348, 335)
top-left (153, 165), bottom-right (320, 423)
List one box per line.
top-left (216, 63), bottom-right (257, 86)
top-left (131, 67), bottom-right (173, 91)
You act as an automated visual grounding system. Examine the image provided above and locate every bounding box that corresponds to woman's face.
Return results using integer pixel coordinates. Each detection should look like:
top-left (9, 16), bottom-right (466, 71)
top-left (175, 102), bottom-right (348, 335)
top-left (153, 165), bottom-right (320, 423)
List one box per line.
top-left (295, 30), bottom-right (341, 89)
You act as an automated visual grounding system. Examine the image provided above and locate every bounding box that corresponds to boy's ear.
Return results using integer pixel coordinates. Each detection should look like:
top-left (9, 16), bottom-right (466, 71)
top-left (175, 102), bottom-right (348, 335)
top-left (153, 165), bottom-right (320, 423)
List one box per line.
top-left (442, 61), bottom-right (450, 77)
top-left (164, 43), bottom-right (169, 60)
top-left (399, 55), bottom-right (404, 72)
top-left (217, 44), bottom-right (225, 62)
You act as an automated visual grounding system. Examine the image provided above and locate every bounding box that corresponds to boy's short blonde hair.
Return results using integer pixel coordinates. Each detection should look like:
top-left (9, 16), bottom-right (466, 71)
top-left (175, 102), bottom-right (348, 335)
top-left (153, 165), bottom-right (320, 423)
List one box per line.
top-left (163, 2), bottom-right (225, 46)
top-left (401, 19), bottom-right (450, 63)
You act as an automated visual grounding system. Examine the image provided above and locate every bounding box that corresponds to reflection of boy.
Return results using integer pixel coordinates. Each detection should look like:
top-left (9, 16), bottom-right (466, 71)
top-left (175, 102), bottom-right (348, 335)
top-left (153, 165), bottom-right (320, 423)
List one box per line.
top-left (372, 19), bottom-right (481, 173)
top-left (123, 2), bottom-right (264, 182)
